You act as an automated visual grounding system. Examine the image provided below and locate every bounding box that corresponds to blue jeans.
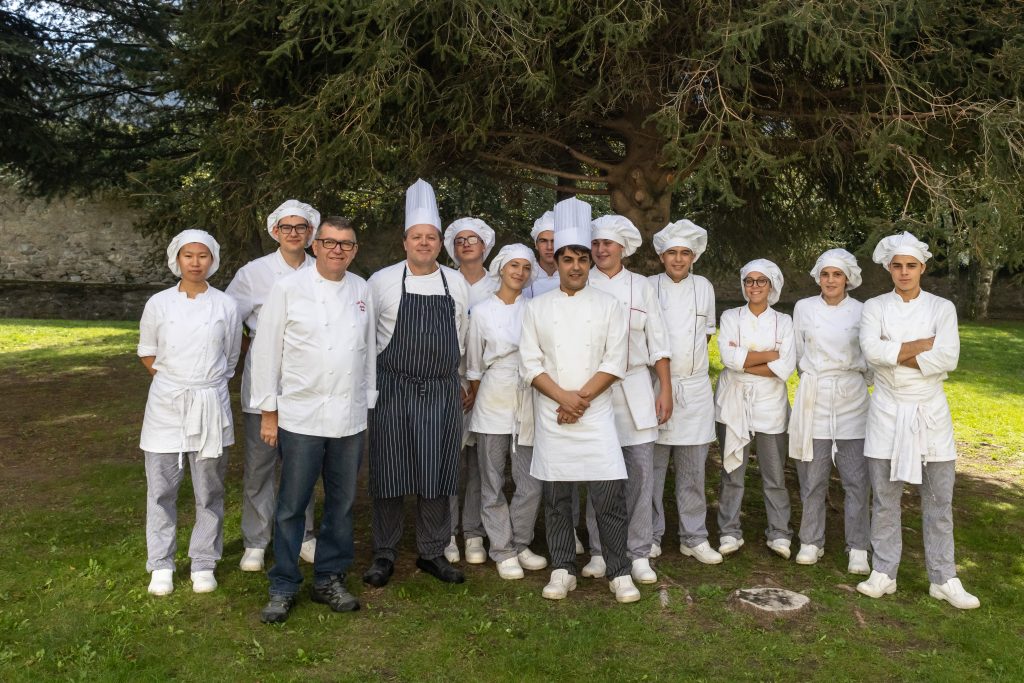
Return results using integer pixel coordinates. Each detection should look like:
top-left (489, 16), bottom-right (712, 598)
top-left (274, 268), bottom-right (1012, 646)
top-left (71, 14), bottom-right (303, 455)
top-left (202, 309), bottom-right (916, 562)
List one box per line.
top-left (268, 428), bottom-right (364, 596)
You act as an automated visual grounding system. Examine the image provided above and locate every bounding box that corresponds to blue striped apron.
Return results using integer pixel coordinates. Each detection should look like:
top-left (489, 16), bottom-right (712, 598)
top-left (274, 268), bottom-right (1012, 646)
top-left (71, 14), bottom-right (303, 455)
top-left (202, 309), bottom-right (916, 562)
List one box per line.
top-left (369, 266), bottom-right (462, 498)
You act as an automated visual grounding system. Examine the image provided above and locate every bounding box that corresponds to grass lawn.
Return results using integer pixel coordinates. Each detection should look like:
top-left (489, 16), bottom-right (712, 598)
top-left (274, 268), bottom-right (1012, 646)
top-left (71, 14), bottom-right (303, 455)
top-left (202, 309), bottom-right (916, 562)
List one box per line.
top-left (0, 318), bottom-right (1022, 682)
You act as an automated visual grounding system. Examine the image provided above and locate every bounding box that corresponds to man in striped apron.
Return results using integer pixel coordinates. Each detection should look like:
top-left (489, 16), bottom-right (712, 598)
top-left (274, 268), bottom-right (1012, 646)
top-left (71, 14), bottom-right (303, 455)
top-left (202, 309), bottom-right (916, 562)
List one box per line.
top-left (363, 179), bottom-right (472, 587)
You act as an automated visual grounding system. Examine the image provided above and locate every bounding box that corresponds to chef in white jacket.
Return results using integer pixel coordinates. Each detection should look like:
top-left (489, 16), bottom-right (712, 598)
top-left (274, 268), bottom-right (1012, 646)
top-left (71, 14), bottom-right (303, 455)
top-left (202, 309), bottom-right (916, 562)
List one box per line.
top-left (138, 229), bottom-right (241, 596)
top-left (525, 210), bottom-right (561, 298)
top-left (855, 232), bottom-right (979, 609)
top-left (226, 199), bottom-right (318, 573)
top-left (788, 249), bottom-right (871, 573)
top-left (583, 214), bottom-right (672, 586)
top-left (441, 217), bottom-right (498, 565)
top-left (715, 259), bottom-right (796, 559)
top-left (648, 220), bottom-right (722, 565)
top-left (519, 196), bottom-right (641, 604)
top-left (467, 243), bottom-right (547, 579)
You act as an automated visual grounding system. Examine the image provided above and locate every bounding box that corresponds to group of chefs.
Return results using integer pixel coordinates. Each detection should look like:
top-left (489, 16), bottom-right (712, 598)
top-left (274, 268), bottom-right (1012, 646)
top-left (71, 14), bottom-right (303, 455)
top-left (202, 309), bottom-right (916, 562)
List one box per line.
top-left (137, 178), bottom-right (980, 624)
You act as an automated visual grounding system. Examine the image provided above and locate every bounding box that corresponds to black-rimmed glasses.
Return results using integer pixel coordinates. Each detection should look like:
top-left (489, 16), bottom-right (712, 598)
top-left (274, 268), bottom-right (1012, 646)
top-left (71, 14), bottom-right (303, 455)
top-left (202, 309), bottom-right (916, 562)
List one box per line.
top-left (277, 223), bottom-right (311, 235)
top-left (315, 238), bottom-right (357, 251)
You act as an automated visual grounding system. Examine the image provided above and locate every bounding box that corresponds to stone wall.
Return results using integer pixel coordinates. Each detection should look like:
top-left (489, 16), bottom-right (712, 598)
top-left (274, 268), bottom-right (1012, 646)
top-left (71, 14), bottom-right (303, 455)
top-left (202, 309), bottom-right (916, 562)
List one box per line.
top-left (0, 187), bottom-right (167, 285)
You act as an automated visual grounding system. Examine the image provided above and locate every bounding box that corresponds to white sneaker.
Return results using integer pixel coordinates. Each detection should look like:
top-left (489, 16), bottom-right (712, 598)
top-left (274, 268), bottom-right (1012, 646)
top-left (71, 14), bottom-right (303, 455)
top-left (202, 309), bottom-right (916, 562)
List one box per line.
top-left (847, 549), bottom-right (870, 575)
top-left (718, 536), bottom-right (744, 556)
top-left (631, 558), bottom-right (658, 584)
top-left (857, 570), bottom-right (897, 598)
top-left (795, 544), bottom-right (824, 565)
top-left (574, 530), bottom-right (585, 555)
top-left (148, 569), bottom-right (174, 596)
top-left (239, 547), bottom-right (265, 572)
top-left (767, 538), bottom-right (792, 560)
top-left (191, 570), bottom-right (217, 593)
top-left (581, 555), bottom-right (607, 578)
top-left (542, 569), bottom-right (577, 600)
top-left (929, 577), bottom-right (980, 610)
top-left (681, 541), bottom-right (724, 565)
top-left (609, 575), bottom-right (641, 603)
top-left (648, 542), bottom-right (662, 559)
top-left (444, 536), bottom-right (461, 563)
top-left (465, 537), bottom-right (487, 564)
top-left (496, 557), bottom-right (524, 580)
top-left (517, 548), bottom-right (548, 571)
top-left (300, 538), bottom-right (317, 564)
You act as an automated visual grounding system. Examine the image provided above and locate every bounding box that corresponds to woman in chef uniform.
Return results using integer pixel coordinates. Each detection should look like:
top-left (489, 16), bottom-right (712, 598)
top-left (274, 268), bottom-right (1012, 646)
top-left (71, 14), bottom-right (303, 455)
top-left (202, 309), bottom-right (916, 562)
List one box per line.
top-left (788, 249), bottom-right (871, 573)
top-left (648, 220), bottom-right (722, 565)
top-left (467, 243), bottom-right (548, 579)
top-left (138, 229), bottom-right (242, 596)
top-left (715, 259), bottom-right (796, 559)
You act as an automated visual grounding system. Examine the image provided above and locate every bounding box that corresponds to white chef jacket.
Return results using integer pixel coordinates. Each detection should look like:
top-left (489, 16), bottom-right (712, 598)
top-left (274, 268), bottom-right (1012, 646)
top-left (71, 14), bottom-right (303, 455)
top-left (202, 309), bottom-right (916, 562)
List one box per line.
top-left (466, 272), bottom-right (499, 309)
top-left (589, 267), bottom-right (671, 446)
top-left (138, 285), bottom-right (242, 456)
top-left (860, 290), bottom-right (959, 481)
top-left (466, 294), bottom-right (535, 444)
top-left (519, 286), bottom-right (628, 481)
top-left (249, 267), bottom-right (377, 438)
top-left (715, 305), bottom-right (795, 471)
top-left (524, 268), bottom-right (560, 299)
top-left (648, 272), bottom-right (717, 446)
top-left (789, 295), bottom-right (870, 461)
top-left (225, 249), bottom-right (315, 414)
top-left (369, 261), bottom-right (471, 355)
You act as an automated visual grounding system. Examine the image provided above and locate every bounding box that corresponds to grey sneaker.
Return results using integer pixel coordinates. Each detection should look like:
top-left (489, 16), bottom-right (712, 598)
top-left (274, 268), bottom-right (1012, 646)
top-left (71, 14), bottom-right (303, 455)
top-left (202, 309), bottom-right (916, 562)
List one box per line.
top-left (310, 575), bottom-right (360, 612)
top-left (260, 593), bottom-right (297, 624)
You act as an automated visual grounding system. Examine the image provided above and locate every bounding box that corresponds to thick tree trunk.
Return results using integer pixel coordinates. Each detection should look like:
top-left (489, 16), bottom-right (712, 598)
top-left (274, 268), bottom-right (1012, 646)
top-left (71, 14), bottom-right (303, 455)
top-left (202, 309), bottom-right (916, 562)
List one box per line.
top-left (606, 124), bottom-right (673, 275)
top-left (956, 260), bottom-right (994, 321)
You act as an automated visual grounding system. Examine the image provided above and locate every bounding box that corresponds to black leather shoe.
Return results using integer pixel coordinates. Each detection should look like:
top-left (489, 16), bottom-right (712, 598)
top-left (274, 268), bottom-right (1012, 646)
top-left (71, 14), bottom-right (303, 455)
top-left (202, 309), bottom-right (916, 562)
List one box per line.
top-left (416, 555), bottom-right (465, 584)
top-left (260, 593), bottom-right (297, 624)
top-left (310, 574), bottom-right (360, 612)
top-left (362, 558), bottom-right (394, 587)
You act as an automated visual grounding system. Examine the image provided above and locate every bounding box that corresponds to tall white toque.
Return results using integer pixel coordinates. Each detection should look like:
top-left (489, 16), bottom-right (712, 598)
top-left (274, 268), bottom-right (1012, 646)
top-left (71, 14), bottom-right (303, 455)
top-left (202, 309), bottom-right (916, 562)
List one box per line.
top-left (553, 197), bottom-right (592, 252)
top-left (404, 178), bottom-right (442, 232)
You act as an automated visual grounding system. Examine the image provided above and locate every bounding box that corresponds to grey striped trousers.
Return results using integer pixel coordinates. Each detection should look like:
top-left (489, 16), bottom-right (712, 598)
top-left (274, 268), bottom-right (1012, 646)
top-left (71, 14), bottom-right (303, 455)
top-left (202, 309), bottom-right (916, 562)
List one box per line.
top-left (545, 480), bottom-right (629, 579)
top-left (475, 433), bottom-right (543, 561)
top-left (653, 443), bottom-right (712, 548)
top-left (795, 438), bottom-right (870, 550)
top-left (144, 450), bottom-right (228, 572)
top-left (585, 442), bottom-right (654, 561)
top-left (716, 423), bottom-right (793, 542)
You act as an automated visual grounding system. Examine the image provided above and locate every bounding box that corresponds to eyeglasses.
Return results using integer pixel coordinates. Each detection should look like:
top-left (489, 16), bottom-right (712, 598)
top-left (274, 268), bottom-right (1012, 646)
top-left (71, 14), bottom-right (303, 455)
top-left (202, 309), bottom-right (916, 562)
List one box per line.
top-left (454, 236), bottom-right (482, 247)
top-left (277, 223), bottom-right (310, 235)
top-left (315, 238), bottom-right (357, 251)
top-left (743, 277), bottom-right (770, 287)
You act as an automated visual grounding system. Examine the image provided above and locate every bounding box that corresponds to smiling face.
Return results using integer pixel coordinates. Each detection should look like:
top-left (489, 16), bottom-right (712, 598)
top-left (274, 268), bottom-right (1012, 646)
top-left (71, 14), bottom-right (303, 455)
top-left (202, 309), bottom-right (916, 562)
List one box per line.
top-left (591, 238), bottom-right (624, 274)
top-left (889, 254), bottom-right (925, 296)
top-left (403, 224), bottom-right (442, 272)
top-left (177, 243), bottom-right (213, 284)
top-left (534, 230), bottom-right (555, 270)
top-left (743, 270), bottom-right (771, 307)
top-left (660, 246), bottom-right (696, 281)
top-left (271, 214), bottom-right (311, 256)
top-left (454, 229), bottom-right (485, 267)
top-left (312, 224), bottom-right (358, 280)
top-left (500, 258), bottom-right (532, 293)
top-left (556, 246), bottom-right (591, 293)
top-left (818, 266), bottom-right (848, 302)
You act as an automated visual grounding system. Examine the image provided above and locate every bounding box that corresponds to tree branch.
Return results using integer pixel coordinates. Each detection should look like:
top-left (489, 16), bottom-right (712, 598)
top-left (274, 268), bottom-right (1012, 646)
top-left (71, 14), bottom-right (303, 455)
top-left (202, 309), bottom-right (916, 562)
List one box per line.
top-left (488, 131), bottom-right (616, 171)
top-left (477, 152), bottom-right (605, 183)
top-left (481, 168), bottom-right (611, 196)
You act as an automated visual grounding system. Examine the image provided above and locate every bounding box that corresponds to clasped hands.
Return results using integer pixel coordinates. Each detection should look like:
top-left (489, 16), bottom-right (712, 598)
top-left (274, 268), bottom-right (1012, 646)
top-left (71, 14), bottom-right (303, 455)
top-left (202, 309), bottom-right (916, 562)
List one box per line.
top-left (555, 388), bottom-right (591, 425)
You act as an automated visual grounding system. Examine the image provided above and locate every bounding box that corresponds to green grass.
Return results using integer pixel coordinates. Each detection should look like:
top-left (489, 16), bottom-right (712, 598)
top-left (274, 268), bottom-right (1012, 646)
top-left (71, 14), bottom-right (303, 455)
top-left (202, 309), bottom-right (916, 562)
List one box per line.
top-left (0, 318), bottom-right (1022, 682)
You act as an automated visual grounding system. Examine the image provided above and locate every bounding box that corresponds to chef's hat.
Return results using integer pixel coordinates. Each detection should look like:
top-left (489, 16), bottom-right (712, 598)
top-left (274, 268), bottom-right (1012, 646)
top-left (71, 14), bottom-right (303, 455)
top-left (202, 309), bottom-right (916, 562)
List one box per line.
top-left (530, 210), bottom-right (555, 241)
top-left (487, 243), bottom-right (538, 283)
top-left (810, 248), bottom-right (862, 290)
top-left (553, 197), bottom-right (592, 252)
top-left (740, 258), bottom-right (784, 306)
top-left (443, 217), bottom-right (496, 264)
top-left (404, 178), bottom-right (442, 232)
top-left (591, 214), bottom-right (643, 257)
top-left (167, 229), bottom-right (221, 278)
top-left (266, 199), bottom-right (320, 247)
top-left (872, 231), bottom-right (932, 271)
top-left (652, 219), bottom-right (708, 260)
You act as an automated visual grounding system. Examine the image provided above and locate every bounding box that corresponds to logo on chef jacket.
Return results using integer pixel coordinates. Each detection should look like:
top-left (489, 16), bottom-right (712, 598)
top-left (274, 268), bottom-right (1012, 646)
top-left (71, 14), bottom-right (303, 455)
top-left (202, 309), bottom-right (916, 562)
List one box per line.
top-left (356, 300), bottom-right (366, 312)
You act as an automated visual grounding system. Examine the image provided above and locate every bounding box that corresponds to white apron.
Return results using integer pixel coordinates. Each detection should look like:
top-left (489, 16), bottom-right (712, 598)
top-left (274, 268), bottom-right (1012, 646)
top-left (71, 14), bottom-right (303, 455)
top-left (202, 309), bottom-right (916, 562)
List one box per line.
top-left (656, 373), bottom-right (716, 446)
top-left (530, 390), bottom-right (625, 481)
